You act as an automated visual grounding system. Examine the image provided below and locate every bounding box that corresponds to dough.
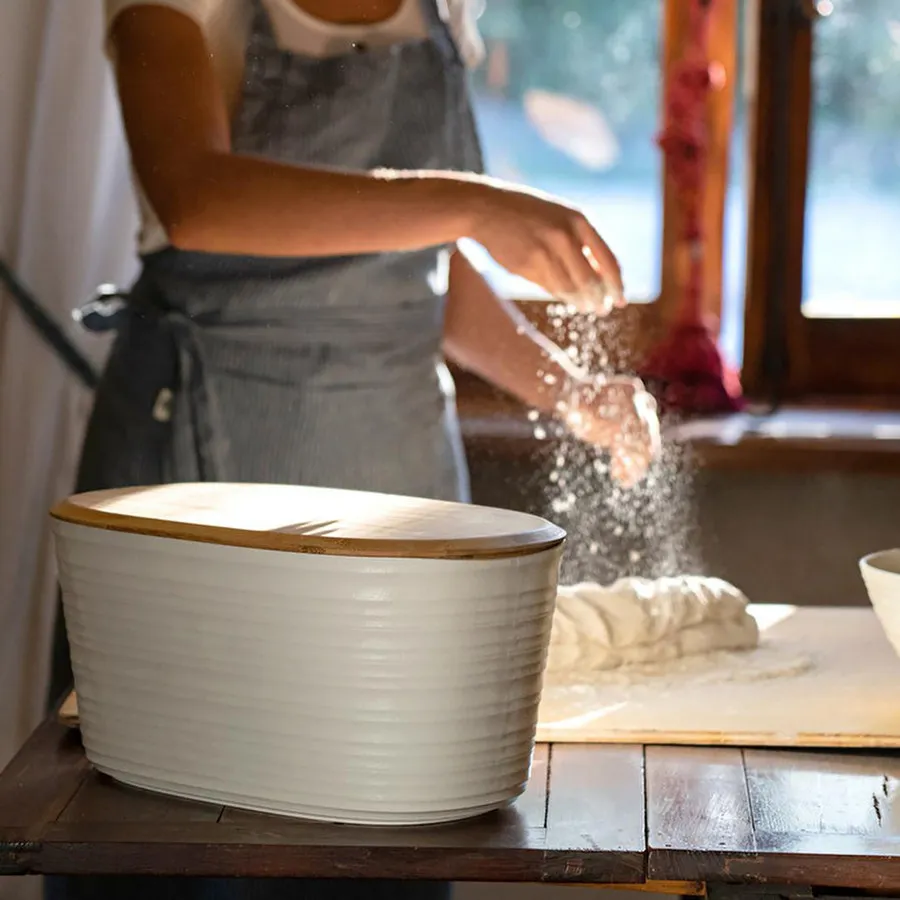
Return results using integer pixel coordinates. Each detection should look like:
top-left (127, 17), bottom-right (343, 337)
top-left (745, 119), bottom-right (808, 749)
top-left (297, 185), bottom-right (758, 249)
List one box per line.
top-left (546, 576), bottom-right (759, 675)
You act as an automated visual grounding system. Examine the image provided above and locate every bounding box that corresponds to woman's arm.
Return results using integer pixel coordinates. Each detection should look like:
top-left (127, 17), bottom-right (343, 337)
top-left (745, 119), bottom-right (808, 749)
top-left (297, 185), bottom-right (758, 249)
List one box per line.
top-left (442, 251), bottom-right (584, 415)
top-left (443, 252), bottom-right (660, 485)
top-left (110, 5), bottom-right (622, 302)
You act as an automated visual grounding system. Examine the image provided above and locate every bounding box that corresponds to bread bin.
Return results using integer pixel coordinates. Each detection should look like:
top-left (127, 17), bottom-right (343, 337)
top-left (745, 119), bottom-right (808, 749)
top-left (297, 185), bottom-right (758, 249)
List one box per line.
top-left (51, 482), bottom-right (566, 825)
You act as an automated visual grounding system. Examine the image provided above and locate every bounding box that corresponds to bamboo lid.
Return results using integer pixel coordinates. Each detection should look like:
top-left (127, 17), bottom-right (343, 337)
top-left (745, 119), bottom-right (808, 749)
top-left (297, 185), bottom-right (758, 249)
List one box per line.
top-left (51, 483), bottom-right (566, 560)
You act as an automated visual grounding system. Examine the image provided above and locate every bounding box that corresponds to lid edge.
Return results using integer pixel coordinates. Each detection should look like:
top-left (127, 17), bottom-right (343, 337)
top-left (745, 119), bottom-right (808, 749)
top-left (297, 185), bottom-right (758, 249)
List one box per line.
top-left (50, 500), bottom-right (566, 561)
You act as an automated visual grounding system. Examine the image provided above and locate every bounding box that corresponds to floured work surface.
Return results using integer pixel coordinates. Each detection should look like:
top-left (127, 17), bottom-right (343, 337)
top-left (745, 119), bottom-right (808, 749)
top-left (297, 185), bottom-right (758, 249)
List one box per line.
top-left (537, 606), bottom-right (900, 748)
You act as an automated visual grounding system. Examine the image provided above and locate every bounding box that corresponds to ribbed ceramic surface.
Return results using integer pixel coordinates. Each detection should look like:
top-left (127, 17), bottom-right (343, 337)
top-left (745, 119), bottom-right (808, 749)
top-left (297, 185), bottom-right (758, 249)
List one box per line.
top-left (53, 519), bottom-right (563, 825)
top-left (860, 549), bottom-right (900, 659)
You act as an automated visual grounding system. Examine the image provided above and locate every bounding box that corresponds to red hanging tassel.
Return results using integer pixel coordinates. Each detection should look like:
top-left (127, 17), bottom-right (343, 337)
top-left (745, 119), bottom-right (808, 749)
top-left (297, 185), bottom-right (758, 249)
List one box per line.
top-left (639, 0), bottom-right (744, 415)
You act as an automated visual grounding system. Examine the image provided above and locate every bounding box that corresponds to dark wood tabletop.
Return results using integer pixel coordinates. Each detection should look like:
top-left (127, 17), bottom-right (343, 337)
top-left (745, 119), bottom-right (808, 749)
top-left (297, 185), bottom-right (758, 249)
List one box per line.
top-left (3, 719), bottom-right (900, 894)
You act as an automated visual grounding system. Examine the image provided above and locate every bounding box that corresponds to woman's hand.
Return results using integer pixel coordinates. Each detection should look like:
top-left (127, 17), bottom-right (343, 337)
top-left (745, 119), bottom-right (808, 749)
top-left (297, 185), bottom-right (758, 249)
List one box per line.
top-left (464, 181), bottom-right (625, 314)
top-left (565, 375), bottom-right (661, 487)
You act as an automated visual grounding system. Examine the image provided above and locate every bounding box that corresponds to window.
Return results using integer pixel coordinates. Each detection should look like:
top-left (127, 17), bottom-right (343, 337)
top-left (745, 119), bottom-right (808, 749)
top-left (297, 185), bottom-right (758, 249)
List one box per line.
top-left (462, 0), bottom-right (898, 406)
top-left (743, 0), bottom-right (900, 399)
top-left (468, 0), bottom-right (665, 303)
top-left (461, 0), bottom-right (740, 381)
top-left (804, 0), bottom-right (900, 318)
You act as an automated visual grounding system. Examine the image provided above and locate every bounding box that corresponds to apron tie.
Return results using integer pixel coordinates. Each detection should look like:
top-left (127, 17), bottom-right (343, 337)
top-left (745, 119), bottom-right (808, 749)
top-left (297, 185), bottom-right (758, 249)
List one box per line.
top-left (163, 312), bottom-right (232, 483)
top-left (76, 288), bottom-right (232, 483)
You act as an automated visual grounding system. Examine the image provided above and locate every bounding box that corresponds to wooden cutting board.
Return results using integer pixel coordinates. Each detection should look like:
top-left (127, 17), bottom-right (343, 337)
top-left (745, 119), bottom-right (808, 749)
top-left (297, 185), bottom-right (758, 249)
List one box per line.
top-left (536, 606), bottom-right (900, 748)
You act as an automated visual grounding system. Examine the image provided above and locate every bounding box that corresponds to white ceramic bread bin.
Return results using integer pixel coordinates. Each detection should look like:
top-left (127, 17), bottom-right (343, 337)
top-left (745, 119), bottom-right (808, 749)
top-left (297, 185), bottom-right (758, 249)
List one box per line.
top-left (51, 483), bottom-right (566, 826)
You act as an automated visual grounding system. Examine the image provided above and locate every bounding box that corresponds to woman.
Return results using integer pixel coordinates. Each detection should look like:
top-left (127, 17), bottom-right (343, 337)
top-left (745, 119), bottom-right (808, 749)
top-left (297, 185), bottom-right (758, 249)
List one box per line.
top-left (48, 0), bottom-right (658, 896)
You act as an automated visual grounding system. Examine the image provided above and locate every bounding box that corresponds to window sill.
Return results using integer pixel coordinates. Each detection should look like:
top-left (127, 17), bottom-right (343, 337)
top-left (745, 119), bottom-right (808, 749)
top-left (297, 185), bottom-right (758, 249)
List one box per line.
top-left (458, 390), bottom-right (900, 475)
top-left (668, 407), bottom-right (900, 474)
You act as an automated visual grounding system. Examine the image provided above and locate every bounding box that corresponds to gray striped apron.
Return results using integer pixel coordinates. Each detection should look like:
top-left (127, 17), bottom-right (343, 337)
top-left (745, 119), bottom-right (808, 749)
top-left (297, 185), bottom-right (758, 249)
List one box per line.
top-left (74, 0), bottom-right (483, 502)
top-left (49, 2), bottom-right (482, 896)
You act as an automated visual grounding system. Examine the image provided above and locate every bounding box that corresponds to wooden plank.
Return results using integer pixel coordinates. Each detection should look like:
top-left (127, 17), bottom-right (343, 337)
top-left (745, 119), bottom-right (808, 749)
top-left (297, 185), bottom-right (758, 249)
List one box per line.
top-left (58, 691), bottom-right (78, 729)
top-left (737, 747), bottom-right (900, 888)
top-left (584, 882), bottom-right (706, 896)
top-left (59, 771), bottom-right (222, 824)
top-left (22, 742), bottom-right (646, 882)
top-left (13, 717), bottom-right (900, 889)
top-left (0, 719), bottom-right (89, 875)
top-left (700, 837), bottom-right (900, 893)
top-left (214, 811), bottom-right (544, 852)
top-left (640, 882), bottom-right (705, 896)
top-left (646, 746), bottom-right (755, 882)
top-left (0, 720), bottom-right (89, 835)
top-left (543, 744), bottom-right (645, 883)
top-left (649, 745), bottom-right (900, 891)
top-left (33, 745), bottom-right (552, 879)
top-left (745, 748), bottom-right (900, 838)
top-left (39, 819), bottom-right (550, 880)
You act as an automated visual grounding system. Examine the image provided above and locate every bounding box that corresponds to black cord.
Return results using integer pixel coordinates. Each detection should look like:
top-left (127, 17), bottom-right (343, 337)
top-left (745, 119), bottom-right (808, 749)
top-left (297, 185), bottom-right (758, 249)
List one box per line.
top-left (0, 257), bottom-right (99, 390)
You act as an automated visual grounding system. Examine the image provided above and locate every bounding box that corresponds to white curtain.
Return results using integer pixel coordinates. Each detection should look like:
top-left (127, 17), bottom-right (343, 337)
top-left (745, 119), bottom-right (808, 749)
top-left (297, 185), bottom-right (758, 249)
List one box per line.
top-left (0, 1), bottom-right (137, 896)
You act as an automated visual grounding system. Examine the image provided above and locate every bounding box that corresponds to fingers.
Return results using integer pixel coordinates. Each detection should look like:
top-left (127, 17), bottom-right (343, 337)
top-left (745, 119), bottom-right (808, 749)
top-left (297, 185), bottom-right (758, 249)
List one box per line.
top-left (573, 217), bottom-right (625, 303)
top-left (638, 390), bottom-right (662, 456)
top-left (611, 429), bottom-right (653, 486)
top-left (556, 270), bottom-right (616, 316)
top-left (611, 397), bottom-right (659, 487)
top-left (476, 187), bottom-right (626, 311)
top-left (619, 381), bottom-right (660, 446)
top-left (556, 233), bottom-right (604, 298)
top-left (579, 248), bottom-right (616, 315)
top-left (532, 228), bottom-right (590, 298)
top-left (610, 446), bottom-right (646, 489)
top-left (574, 377), bottom-right (660, 488)
top-left (547, 218), bottom-right (624, 314)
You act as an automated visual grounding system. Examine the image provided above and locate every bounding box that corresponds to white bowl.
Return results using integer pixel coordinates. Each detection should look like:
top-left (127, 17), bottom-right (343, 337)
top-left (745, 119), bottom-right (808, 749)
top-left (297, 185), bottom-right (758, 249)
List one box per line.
top-left (860, 549), bottom-right (900, 657)
top-left (52, 484), bottom-right (565, 826)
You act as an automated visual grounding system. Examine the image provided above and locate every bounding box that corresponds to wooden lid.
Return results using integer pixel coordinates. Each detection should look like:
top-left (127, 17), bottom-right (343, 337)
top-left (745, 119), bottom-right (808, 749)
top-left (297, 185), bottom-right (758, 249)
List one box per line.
top-left (51, 483), bottom-right (566, 560)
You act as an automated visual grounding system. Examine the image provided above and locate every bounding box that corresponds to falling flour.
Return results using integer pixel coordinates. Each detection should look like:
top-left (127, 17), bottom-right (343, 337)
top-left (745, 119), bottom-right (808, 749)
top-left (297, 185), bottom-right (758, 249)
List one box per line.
top-left (532, 304), bottom-right (701, 585)
top-left (532, 306), bottom-right (814, 696)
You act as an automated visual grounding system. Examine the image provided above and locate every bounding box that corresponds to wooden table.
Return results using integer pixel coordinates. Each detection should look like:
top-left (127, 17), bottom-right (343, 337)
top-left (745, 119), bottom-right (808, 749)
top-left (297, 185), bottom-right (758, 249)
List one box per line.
top-left (3, 720), bottom-right (900, 897)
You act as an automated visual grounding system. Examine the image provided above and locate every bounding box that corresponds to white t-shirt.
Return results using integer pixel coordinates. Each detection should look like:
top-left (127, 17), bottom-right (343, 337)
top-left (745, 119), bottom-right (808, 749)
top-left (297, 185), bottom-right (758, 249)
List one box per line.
top-left (104, 0), bottom-right (484, 254)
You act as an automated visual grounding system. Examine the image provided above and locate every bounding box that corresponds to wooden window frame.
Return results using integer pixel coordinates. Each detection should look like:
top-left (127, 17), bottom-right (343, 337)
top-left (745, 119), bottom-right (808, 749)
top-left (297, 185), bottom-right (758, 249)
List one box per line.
top-left (659, 0), bottom-right (738, 336)
top-left (742, 0), bottom-right (900, 402)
